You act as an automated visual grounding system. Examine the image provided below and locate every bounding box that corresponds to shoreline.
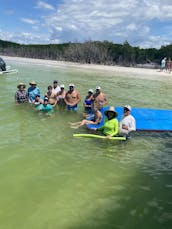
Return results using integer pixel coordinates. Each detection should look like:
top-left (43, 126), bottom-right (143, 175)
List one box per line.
top-left (2, 55), bottom-right (171, 81)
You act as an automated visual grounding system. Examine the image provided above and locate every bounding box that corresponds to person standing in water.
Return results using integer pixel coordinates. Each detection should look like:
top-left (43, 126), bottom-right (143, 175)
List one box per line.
top-left (27, 81), bottom-right (41, 103)
top-left (83, 89), bottom-right (94, 117)
top-left (15, 83), bottom-right (28, 104)
top-left (64, 84), bottom-right (81, 111)
top-left (92, 86), bottom-right (108, 110)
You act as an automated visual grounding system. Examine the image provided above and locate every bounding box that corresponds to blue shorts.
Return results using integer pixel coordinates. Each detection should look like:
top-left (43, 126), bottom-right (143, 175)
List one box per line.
top-left (67, 104), bottom-right (78, 111)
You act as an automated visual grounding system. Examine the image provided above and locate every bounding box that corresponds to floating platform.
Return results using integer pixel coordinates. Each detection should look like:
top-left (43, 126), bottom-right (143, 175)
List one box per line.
top-left (87, 106), bottom-right (172, 132)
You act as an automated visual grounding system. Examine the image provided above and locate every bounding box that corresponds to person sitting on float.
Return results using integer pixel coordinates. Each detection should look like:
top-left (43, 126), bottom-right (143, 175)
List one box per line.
top-left (94, 106), bottom-right (119, 138)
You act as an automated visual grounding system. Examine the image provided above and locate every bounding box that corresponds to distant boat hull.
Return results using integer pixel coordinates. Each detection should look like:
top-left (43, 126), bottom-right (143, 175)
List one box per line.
top-left (0, 69), bottom-right (18, 74)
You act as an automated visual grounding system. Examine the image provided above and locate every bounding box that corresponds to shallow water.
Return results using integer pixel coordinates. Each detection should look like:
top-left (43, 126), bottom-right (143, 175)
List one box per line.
top-left (0, 60), bottom-right (172, 229)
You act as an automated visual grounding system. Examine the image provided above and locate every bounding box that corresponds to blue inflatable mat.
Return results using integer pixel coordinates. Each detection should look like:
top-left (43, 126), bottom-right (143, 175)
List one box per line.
top-left (87, 106), bottom-right (172, 132)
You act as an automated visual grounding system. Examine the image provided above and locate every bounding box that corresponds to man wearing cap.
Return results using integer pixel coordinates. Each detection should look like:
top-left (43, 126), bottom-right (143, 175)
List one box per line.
top-left (64, 84), bottom-right (81, 111)
top-left (57, 85), bottom-right (66, 108)
top-left (27, 81), bottom-right (41, 103)
top-left (32, 94), bottom-right (43, 107)
top-left (15, 83), bottom-right (28, 104)
top-left (52, 80), bottom-right (61, 95)
top-left (93, 86), bottom-right (108, 110)
top-left (36, 97), bottom-right (53, 115)
top-left (119, 105), bottom-right (136, 136)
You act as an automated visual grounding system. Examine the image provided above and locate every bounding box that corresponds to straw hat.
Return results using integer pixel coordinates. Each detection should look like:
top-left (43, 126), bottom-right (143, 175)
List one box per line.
top-left (29, 80), bottom-right (37, 85)
top-left (17, 82), bottom-right (26, 89)
top-left (104, 106), bottom-right (118, 118)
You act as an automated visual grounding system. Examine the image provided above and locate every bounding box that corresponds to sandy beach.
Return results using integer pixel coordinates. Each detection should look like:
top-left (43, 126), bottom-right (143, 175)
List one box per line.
top-left (2, 55), bottom-right (172, 82)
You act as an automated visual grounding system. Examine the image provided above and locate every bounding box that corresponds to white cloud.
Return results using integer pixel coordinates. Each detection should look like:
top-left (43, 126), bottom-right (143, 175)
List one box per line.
top-left (36, 1), bottom-right (55, 11)
top-left (3, 0), bottom-right (172, 47)
top-left (21, 18), bottom-right (39, 25)
top-left (41, 0), bottom-right (172, 47)
top-left (127, 23), bottom-right (137, 31)
top-left (0, 30), bottom-right (50, 44)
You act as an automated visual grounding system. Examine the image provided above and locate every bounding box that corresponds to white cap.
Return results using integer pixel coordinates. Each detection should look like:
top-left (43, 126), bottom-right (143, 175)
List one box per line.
top-left (88, 89), bottom-right (93, 93)
top-left (60, 84), bottom-right (65, 88)
top-left (124, 105), bottom-right (131, 111)
top-left (96, 86), bottom-right (101, 90)
top-left (69, 83), bottom-right (75, 87)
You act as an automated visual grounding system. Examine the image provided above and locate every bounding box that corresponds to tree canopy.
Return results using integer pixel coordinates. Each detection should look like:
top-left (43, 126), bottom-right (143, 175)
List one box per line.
top-left (0, 39), bottom-right (171, 67)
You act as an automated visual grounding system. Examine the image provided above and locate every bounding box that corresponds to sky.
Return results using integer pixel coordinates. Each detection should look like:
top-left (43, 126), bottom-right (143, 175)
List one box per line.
top-left (0, 0), bottom-right (172, 48)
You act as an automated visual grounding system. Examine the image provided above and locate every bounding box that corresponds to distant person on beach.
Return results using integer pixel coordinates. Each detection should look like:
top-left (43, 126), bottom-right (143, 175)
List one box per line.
top-left (94, 106), bottom-right (119, 137)
top-left (27, 81), bottom-right (41, 103)
top-left (166, 58), bottom-right (171, 73)
top-left (0, 57), bottom-right (6, 71)
top-left (64, 84), bottom-right (81, 111)
top-left (160, 57), bottom-right (166, 72)
top-left (69, 107), bottom-right (102, 129)
top-left (92, 86), bottom-right (108, 110)
top-left (119, 105), bottom-right (136, 136)
top-left (15, 83), bottom-right (28, 104)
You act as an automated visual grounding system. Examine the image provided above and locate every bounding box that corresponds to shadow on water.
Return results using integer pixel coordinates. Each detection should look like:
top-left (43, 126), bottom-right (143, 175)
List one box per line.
top-left (64, 131), bottom-right (172, 229)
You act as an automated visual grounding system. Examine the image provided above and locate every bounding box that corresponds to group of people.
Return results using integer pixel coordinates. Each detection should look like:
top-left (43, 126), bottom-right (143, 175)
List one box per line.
top-left (15, 80), bottom-right (108, 112)
top-left (15, 80), bottom-right (136, 138)
top-left (15, 80), bottom-right (82, 113)
top-left (160, 57), bottom-right (172, 73)
top-left (70, 104), bottom-right (136, 138)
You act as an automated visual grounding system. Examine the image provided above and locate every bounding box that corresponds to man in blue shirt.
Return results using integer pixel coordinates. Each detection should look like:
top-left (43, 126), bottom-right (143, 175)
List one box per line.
top-left (28, 80), bottom-right (41, 103)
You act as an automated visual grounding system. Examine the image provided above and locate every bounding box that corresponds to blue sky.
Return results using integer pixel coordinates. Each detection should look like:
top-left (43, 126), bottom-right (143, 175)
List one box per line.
top-left (0, 0), bottom-right (172, 48)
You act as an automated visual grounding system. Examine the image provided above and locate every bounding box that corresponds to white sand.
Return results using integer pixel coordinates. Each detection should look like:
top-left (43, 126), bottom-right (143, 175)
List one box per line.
top-left (2, 55), bottom-right (172, 81)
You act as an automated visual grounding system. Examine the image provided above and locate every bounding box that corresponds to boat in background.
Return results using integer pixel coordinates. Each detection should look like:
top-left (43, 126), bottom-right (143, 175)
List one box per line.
top-left (0, 57), bottom-right (18, 74)
top-left (0, 69), bottom-right (18, 74)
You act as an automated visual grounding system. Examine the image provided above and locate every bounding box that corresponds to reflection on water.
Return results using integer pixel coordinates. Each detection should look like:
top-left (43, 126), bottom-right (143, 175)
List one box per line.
top-left (0, 61), bottom-right (172, 229)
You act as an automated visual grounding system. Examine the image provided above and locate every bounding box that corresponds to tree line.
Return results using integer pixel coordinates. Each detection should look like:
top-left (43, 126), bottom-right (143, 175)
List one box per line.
top-left (1, 39), bottom-right (172, 67)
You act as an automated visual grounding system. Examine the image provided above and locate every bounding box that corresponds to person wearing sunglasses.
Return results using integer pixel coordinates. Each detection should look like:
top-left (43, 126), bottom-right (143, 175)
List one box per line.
top-left (119, 105), bottom-right (136, 136)
top-left (64, 84), bottom-right (81, 111)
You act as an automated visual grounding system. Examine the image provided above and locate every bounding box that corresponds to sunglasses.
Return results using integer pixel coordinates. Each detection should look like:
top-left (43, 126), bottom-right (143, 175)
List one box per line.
top-left (124, 108), bottom-right (129, 112)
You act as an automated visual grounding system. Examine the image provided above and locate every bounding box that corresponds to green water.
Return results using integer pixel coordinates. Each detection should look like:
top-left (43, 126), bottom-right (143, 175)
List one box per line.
top-left (0, 60), bottom-right (172, 229)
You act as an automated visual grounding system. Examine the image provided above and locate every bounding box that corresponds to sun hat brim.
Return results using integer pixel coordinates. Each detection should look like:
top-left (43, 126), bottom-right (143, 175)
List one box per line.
top-left (104, 109), bottom-right (118, 118)
top-left (17, 83), bottom-right (26, 88)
